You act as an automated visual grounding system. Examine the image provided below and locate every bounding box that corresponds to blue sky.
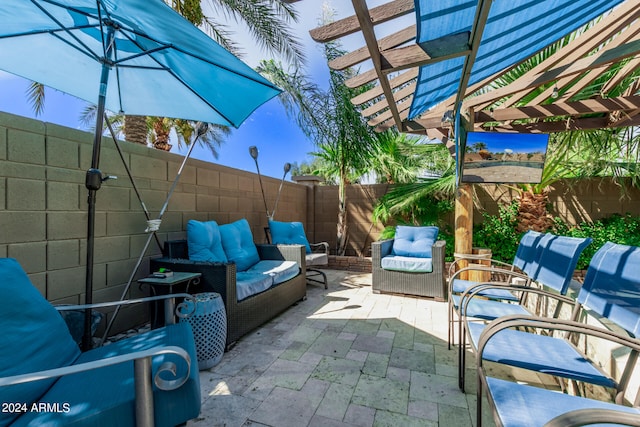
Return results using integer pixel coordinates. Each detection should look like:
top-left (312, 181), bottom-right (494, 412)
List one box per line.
top-left (467, 131), bottom-right (549, 154)
top-left (0, 1), bottom-right (403, 179)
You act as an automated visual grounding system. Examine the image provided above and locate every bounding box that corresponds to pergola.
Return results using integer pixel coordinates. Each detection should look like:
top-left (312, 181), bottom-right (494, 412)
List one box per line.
top-left (309, 0), bottom-right (640, 263)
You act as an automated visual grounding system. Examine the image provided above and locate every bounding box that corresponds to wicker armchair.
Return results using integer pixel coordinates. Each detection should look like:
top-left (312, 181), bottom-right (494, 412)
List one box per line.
top-left (371, 233), bottom-right (446, 300)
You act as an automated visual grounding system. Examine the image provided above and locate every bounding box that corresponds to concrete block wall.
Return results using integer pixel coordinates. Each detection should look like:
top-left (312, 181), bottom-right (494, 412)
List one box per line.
top-left (0, 112), bottom-right (306, 335)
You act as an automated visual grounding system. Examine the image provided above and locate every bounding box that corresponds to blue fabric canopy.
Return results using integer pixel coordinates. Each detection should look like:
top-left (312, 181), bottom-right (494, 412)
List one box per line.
top-left (0, 0), bottom-right (281, 128)
top-left (409, 0), bottom-right (625, 120)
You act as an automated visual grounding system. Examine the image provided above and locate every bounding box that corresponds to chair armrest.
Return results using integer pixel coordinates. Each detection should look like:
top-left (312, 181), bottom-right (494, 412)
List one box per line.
top-left (478, 314), bottom-right (640, 366)
top-left (459, 282), bottom-right (576, 318)
top-left (372, 239), bottom-right (394, 265)
top-left (256, 244), bottom-right (305, 264)
top-left (0, 345), bottom-right (192, 391)
top-left (309, 242), bottom-right (329, 255)
top-left (543, 408), bottom-right (640, 427)
top-left (448, 257), bottom-right (520, 281)
top-left (55, 293), bottom-right (197, 319)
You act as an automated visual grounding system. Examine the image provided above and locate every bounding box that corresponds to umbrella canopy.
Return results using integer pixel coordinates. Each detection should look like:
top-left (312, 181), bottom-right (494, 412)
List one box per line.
top-left (0, 0), bottom-right (281, 126)
top-left (0, 0), bottom-right (282, 350)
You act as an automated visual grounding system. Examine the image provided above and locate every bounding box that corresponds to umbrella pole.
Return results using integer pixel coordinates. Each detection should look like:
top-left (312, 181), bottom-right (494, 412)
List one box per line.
top-left (83, 28), bottom-right (114, 351)
top-left (100, 123), bottom-right (208, 343)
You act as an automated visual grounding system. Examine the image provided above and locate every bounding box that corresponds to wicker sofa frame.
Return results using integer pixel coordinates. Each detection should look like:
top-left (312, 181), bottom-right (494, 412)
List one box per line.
top-left (151, 240), bottom-right (306, 349)
top-left (371, 239), bottom-right (447, 300)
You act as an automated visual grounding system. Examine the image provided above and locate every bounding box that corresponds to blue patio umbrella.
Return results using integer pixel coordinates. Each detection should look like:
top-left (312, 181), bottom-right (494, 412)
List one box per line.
top-left (0, 0), bottom-right (281, 348)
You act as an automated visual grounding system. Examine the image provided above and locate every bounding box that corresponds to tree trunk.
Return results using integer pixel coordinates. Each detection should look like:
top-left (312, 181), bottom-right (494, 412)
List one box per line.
top-left (152, 118), bottom-right (172, 152)
top-left (124, 115), bottom-right (148, 145)
top-left (336, 175), bottom-right (348, 256)
top-left (517, 189), bottom-right (553, 232)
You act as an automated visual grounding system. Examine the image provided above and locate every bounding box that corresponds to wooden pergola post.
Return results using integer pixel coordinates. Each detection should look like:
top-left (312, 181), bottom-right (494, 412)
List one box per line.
top-left (454, 183), bottom-right (474, 280)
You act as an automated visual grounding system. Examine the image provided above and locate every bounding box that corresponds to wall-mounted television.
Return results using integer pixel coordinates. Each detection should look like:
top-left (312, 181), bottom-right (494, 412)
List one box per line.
top-left (460, 132), bottom-right (549, 184)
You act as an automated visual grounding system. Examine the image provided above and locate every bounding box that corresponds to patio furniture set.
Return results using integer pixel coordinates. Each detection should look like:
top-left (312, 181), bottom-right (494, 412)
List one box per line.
top-left (2, 221), bottom-right (640, 426)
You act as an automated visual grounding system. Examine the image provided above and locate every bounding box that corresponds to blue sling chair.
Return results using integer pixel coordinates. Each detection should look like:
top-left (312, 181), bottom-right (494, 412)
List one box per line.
top-left (475, 242), bottom-right (640, 427)
top-left (448, 230), bottom-right (547, 349)
top-left (0, 258), bottom-right (201, 427)
top-left (458, 233), bottom-right (592, 391)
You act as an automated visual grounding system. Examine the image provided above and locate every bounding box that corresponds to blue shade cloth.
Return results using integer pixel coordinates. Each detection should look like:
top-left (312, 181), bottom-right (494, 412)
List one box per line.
top-left (577, 242), bottom-right (640, 337)
top-left (486, 376), bottom-right (640, 427)
top-left (0, 258), bottom-right (81, 426)
top-left (0, 0), bottom-right (281, 127)
top-left (187, 220), bottom-right (228, 263)
top-left (409, 0), bottom-right (624, 119)
top-left (381, 255), bottom-right (433, 273)
top-left (392, 225), bottom-right (438, 258)
top-left (219, 219), bottom-right (260, 272)
top-left (269, 220), bottom-right (312, 254)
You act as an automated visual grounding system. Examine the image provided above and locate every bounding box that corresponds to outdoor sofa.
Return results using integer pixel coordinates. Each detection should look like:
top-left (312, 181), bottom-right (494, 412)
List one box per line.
top-left (151, 218), bottom-right (306, 349)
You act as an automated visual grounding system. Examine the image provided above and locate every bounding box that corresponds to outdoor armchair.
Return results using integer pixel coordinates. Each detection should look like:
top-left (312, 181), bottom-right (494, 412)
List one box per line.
top-left (475, 241), bottom-right (640, 427)
top-left (371, 225), bottom-right (446, 300)
top-left (267, 219), bottom-right (329, 289)
top-left (458, 233), bottom-right (592, 391)
top-left (0, 257), bottom-right (201, 427)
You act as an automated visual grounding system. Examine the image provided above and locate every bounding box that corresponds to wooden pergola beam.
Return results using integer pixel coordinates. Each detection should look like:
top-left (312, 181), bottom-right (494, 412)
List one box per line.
top-left (329, 25), bottom-right (416, 71)
top-left (351, 0), bottom-right (403, 130)
top-left (309, 0), bottom-right (414, 43)
top-left (484, 114), bottom-right (640, 133)
top-left (351, 68), bottom-right (418, 106)
top-left (474, 95), bottom-right (640, 123)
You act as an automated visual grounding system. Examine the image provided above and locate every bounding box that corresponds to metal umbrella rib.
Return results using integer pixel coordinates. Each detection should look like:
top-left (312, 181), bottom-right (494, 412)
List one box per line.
top-left (0, 0), bottom-right (282, 349)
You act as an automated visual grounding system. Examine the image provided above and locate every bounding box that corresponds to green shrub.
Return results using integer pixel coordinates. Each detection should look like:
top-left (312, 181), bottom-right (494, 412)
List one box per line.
top-left (553, 213), bottom-right (640, 270)
top-left (473, 202), bottom-right (521, 263)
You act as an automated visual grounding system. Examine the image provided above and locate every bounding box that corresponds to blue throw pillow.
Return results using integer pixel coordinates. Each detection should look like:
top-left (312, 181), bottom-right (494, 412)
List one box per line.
top-left (0, 258), bottom-right (81, 426)
top-left (269, 220), bottom-right (312, 254)
top-left (186, 220), bottom-right (228, 263)
top-left (219, 219), bottom-right (260, 271)
top-left (392, 225), bottom-right (439, 258)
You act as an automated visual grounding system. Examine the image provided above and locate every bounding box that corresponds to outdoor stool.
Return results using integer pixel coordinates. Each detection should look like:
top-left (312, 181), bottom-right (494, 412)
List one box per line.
top-left (181, 292), bottom-right (227, 369)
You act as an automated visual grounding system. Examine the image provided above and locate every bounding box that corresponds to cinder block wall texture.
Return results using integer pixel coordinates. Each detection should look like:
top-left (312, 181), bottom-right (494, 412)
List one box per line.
top-left (0, 112), bottom-right (306, 334)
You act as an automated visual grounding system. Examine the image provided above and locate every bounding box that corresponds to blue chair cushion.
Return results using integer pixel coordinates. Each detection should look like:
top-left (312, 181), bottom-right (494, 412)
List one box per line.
top-left (269, 220), bottom-right (312, 254)
top-left (486, 376), bottom-right (640, 427)
top-left (468, 322), bottom-right (616, 388)
top-left (0, 258), bottom-right (81, 426)
top-left (392, 225), bottom-right (438, 258)
top-left (451, 278), bottom-right (519, 301)
top-left (246, 260), bottom-right (300, 285)
top-left (13, 323), bottom-right (201, 427)
top-left (219, 219), bottom-right (260, 271)
top-left (455, 295), bottom-right (530, 320)
top-left (380, 255), bottom-right (433, 273)
top-left (235, 272), bottom-right (273, 301)
top-left (186, 219), bottom-right (227, 263)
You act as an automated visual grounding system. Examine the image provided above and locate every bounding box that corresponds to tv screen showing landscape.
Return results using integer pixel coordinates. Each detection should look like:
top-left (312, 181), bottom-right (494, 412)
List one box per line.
top-left (461, 132), bottom-right (549, 183)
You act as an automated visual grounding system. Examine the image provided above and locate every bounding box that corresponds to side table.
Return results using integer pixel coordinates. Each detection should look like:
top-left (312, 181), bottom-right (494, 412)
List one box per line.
top-left (138, 271), bottom-right (201, 328)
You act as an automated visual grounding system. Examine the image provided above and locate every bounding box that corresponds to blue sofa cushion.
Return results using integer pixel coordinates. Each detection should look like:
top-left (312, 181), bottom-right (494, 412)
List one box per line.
top-left (381, 255), bottom-right (434, 273)
top-left (392, 226), bottom-right (438, 258)
top-left (269, 220), bottom-right (312, 254)
top-left (186, 220), bottom-right (227, 263)
top-left (236, 272), bottom-right (273, 301)
top-left (247, 260), bottom-right (300, 285)
top-left (14, 323), bottom-right (201, 427)
top-left (0, 258), bottom-right (81, 426)
top-left (219, 219), bottom-right (260, 271)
